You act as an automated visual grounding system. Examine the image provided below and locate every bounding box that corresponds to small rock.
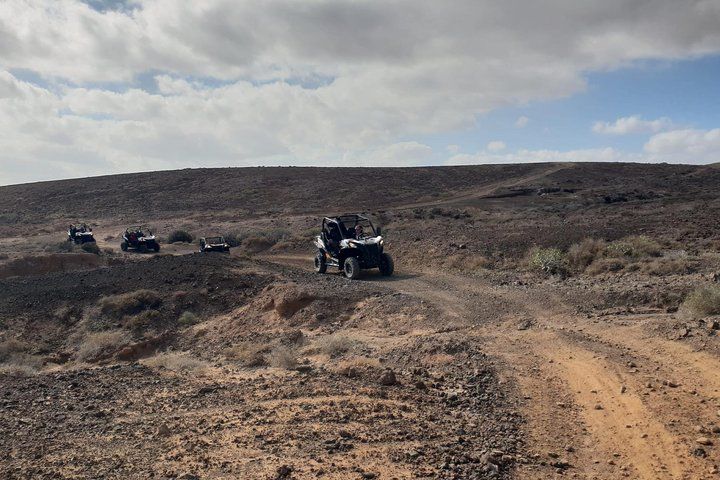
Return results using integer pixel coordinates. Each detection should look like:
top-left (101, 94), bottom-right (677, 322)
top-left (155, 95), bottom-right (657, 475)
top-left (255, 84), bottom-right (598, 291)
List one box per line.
top-left (696, 437), bottom-right (713, 446)
top-left (276, 465), bottom-right (293, 479)
top-left (594, 404), bottom-right (604, 410)
top-left (378, 369), bottom-right (397, 386)
top-left (177, 474), bottom-right (199, 480)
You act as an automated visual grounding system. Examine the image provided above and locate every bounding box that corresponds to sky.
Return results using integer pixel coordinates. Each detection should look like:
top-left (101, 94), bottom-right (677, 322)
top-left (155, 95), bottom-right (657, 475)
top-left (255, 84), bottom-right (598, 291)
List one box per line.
top-left (1, 1), bottom-right (720, 185)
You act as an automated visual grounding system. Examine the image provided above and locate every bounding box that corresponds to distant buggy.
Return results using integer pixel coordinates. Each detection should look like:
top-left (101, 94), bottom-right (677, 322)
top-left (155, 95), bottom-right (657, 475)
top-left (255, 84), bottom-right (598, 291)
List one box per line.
top-left (199, 236), bottom-right (230, 253)
top-left (67, 223), bottom-right (95, 244)
top-left (121, 226), bottom-right (160, 252)
top-left (314, 214), bottom-right (394, 280)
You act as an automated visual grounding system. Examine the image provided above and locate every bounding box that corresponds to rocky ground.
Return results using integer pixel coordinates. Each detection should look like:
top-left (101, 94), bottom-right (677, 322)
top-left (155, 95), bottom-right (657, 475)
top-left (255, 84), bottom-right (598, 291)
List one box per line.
top-left (2, 163), bottom-right (720, 479)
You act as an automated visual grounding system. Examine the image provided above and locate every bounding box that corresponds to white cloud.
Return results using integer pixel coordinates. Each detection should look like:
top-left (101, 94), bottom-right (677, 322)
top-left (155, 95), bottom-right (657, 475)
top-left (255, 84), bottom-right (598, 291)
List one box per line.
top-left (1, 1), bottom-right (720, 183)
top-left (515, 116), bottom-right (529, 128)
top-left (443, 129), bottom-right (720, 167)
top-left (644, 128), bottom-right (720, 161)
top-left (446, 147), bottom-right (631, 165)
top-left (487, 141), bottom-right (506, 152)
top-left (342, 142), bottom-right (433, 166)
top-left (446, 144), bottom-right (461, 154)
top-left (592, 115), bottom-right (673, 135)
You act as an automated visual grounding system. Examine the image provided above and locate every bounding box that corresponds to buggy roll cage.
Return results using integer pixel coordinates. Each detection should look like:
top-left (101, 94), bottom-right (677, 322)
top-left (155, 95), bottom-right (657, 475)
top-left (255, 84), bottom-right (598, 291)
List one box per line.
top-left (321, 214), bottom-right (379, 240)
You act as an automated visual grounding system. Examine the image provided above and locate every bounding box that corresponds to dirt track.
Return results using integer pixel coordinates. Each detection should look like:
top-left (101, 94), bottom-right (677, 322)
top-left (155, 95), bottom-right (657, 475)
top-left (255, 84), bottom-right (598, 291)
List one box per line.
top-left (265, 253), bottom-right (720, 479)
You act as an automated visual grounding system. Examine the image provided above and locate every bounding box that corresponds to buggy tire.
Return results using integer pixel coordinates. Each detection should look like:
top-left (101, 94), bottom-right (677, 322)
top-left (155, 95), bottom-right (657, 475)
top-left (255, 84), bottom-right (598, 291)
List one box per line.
top-left (379, 252), bottom-right (394, 276)
top-left (120, 241), bottom-right (128, 251)
top-left (314, 251), bottom-right (327, 273)
top-left (343, 257), bottom-right (361, 280)
top-left (153, 244), bottom-right (160, 252)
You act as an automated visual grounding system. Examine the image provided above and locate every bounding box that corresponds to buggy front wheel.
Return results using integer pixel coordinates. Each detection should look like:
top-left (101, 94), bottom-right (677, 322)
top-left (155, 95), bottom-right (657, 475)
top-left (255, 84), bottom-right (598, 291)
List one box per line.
top-left (379, 252), bottom-right (394, 276)
top-left (343, 257), bottom-right (360, 280)
top-left (314, 251), bottom-right (327, 273)
top-left (120, 241), bottom-right (128, 251)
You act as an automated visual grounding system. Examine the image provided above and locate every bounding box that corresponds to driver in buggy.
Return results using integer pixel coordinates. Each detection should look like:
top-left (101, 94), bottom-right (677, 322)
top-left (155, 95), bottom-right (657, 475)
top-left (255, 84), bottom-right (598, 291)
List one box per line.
top-left (354, 224), bottom-right (364, 239)
top-left (327, 223), bottom-right (341, 255)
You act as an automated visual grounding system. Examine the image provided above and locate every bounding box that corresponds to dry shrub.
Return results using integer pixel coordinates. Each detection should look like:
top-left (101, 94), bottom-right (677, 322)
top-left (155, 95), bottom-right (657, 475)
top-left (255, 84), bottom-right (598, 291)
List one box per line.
top-left (168, 230), bottom-right (193, 243)
top-left (444, 254), bottom-right (491, 271)
top-left (243, 237), bottom-right (274, 253)
top-left (99, 290), bottom-right (162, 319)
top-left (223, 232), bottom-right (242, 247)
top-left (0, 338), bottom-right (30, 362)
top-left (682, 285), bottom-right (720, 318)
top-left (269, 240), bottom-right (295, 251)
top-left (639, 258), bottom-right (694, 276)
top-left (585, 257), bottom-right (628, 275)
top-left (225, 341), bottom-right (268, 367)
top-left (143, 352), bottom-right (209, 372)
top-left (0, 363), bottom-right (37, 377)
top-left (267, 346), bottom-right (298, 369)
top-left (178, 311), bottom-right (200, 327)
top-left (315, 334), bottom-right (358, 358)
top-left (567, 238), bottom-right (606, 271)
top-left (239, 228), bottom-right (290, 253)
top-left (52, 241), bottom-right (77, 253)
top-left (81, 242), bottom-right (100, 254)
top-left (335, 356), bottom-right (381, 377)
top-left (77, 331), bottom-right (130, 362)
top-left (125, 309), bottom-right (162, 330)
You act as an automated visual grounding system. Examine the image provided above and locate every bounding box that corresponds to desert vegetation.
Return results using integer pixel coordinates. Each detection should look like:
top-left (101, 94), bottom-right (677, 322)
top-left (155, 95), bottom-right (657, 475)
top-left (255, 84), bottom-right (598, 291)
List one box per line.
top-left (682, 284), bottom-right (720, 318)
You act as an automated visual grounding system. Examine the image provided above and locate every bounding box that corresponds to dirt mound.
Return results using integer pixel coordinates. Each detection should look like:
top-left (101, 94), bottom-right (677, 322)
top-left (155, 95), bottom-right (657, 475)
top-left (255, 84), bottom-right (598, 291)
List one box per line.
top-left (0, 253), bottom-right (104, 279)
top-left (262, 283), bottom-right (315, 318)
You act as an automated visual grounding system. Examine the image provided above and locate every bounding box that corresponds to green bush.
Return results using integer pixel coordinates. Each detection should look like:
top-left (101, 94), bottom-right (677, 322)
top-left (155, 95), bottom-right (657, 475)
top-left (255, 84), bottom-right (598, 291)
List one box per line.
top-left (178, 311), bottom-right (200, 326)
top-left (682, 285), bottom-right (720, 318)
top-left (168, 230), bottom-right (193, 243)
top-left (529, 248), bottom-right (568, 275)
top-left (606, 235), bottom-right (661, 258)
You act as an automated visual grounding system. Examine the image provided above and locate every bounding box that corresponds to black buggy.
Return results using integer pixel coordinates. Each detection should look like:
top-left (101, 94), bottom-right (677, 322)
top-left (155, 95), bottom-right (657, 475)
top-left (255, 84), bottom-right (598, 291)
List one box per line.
top-left (313, 214), bottom-right (394, 280)
top-left (67, 223), bottom-right (96, 244)
top-left (199, 236), bottom-right (230, 253)
top-left (120, 226), bottom-right (160, 252)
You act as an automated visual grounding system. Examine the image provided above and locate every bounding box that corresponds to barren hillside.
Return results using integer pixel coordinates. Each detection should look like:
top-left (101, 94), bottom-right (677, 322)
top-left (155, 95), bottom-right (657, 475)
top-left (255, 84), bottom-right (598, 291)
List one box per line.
top-left (2, 163), bottom-right (720, 479)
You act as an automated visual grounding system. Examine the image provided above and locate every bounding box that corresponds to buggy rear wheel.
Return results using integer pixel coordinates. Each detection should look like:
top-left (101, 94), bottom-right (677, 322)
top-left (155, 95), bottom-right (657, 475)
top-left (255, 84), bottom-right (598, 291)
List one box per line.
top-left (343, 257), bottom-right (360, 280)
top-left (314, 251), bottom-right (327, 273)
top-left (379, 252), bottom-right (394, 276)
top-left (152, 244), bottom-right (160, 252)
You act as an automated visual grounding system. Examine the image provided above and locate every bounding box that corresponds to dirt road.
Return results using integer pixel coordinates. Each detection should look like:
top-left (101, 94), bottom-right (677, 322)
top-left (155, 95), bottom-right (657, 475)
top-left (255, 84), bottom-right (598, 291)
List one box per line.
top-left (266, 254), bottom-right (720, 479)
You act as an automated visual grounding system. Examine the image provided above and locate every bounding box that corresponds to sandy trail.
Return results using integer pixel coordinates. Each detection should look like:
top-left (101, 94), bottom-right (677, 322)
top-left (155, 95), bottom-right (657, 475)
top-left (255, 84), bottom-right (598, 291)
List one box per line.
top-left (264, 253), bottom-right (718, 479)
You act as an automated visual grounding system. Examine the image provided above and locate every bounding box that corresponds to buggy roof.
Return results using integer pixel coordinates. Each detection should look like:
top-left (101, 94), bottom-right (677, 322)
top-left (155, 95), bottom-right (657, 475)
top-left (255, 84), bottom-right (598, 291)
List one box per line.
top-left (325, 214), bottom-right (371, 223)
